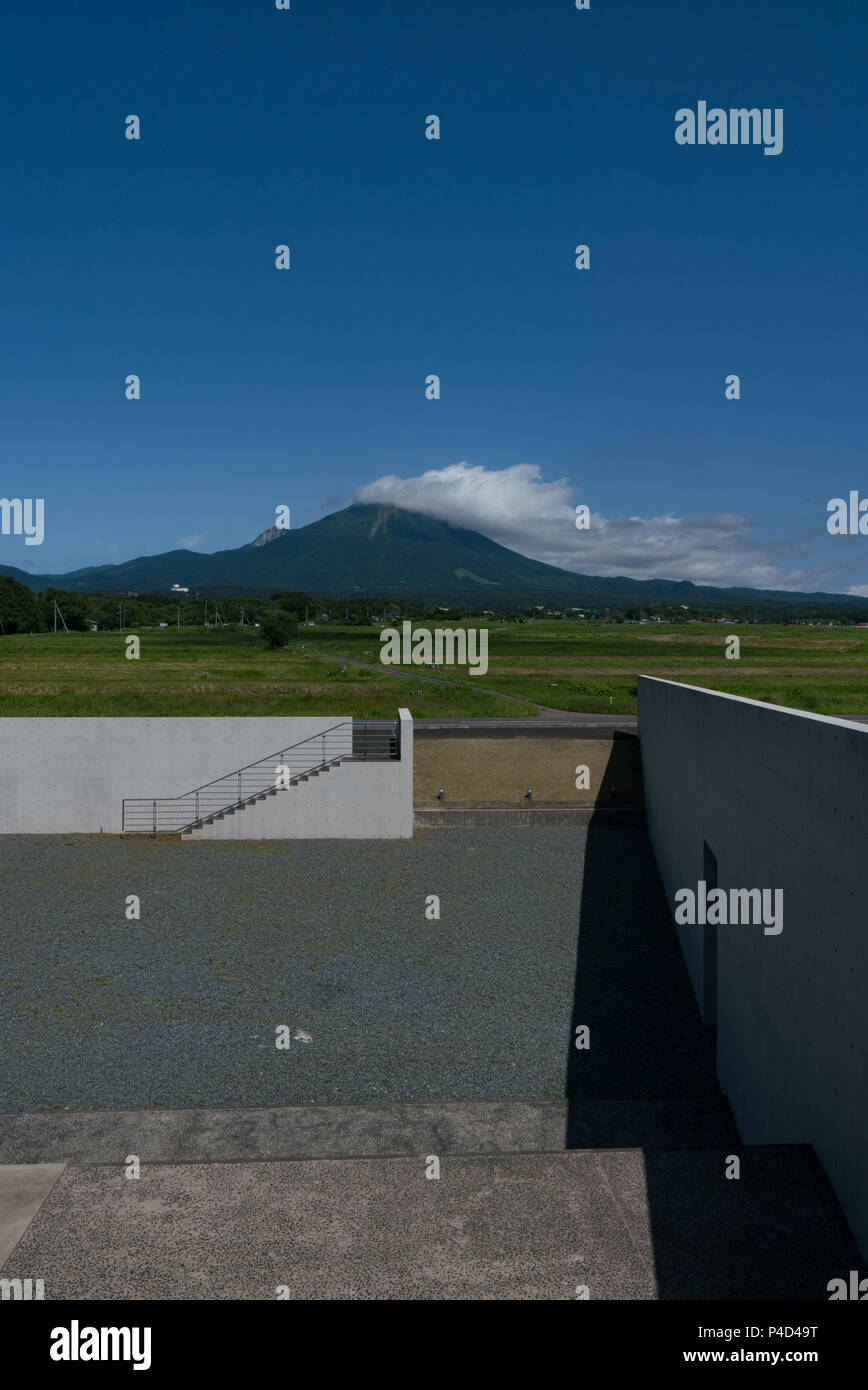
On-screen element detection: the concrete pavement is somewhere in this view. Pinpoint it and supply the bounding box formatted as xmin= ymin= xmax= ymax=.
xmin=1 ymin=1138 xmax=859 ymax=1300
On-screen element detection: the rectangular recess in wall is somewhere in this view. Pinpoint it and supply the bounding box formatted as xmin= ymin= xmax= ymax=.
xmin=702 ymin=840 xmax=718 ymax=1025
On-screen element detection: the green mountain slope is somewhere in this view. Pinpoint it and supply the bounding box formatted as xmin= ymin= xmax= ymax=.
xmin=1 ymin=503 xmax=866 ymax=610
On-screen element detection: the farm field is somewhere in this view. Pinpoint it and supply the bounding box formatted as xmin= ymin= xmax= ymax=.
xmin=0 ymin=628 xmax=532 ymax=718
xmin=0 ymin=621 xmax=866 ymax=717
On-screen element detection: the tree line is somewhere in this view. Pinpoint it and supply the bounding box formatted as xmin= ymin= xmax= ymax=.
xmin=1 ymin=573 xmax=867 ymax=634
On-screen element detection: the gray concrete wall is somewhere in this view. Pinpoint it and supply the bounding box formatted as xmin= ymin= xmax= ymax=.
xmin=0 ymin=712 xmax=413 ymax=838
xmin=188 ymin=758 xmax=410 ymax=839
xmin=638 ymin=675 xmax=868 ymax=1258
xmin=188 ymin=708 xmax=413 ymax=840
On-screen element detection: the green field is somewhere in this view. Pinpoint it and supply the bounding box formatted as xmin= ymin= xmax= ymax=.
xmin=0 ymin=621 xmax=866 ymax=717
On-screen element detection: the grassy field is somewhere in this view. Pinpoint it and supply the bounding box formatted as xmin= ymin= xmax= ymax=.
xmin=0 ymin=621 xmax=866 ymax=716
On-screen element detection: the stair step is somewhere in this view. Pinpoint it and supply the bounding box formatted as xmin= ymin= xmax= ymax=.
xmin=176 ymin=747 xmax=349 ymax=837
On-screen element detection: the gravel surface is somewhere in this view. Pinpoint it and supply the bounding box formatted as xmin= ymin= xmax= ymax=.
xmin=0 ymin=827 xmax=712 ymax=1112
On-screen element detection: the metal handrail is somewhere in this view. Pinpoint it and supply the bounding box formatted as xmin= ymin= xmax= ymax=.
xmin=122 ymin=718 xmax=400 ymax=833
xmin=173 ymin=720 xmax=353 ymax=799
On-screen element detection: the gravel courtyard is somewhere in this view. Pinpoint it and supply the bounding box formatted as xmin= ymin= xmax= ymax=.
xmin=0 ymin=827 xmax=708 ymax=1112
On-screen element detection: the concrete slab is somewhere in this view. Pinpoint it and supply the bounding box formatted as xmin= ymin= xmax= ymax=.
xmin=415 ymin=719 xmax=638 ymax=738
xmin=2 ymin=1152 xmax=657 ymax=1300
xmin=0 ymin=1095 xmax=737 ymax=1166
xmin=415 ymin=807 xmax=645 ymax=827
xmin=0 ymin=1163 xmax=66 ymax=1268
xmin=2 ymin=1146 xmax=858 ymax=1300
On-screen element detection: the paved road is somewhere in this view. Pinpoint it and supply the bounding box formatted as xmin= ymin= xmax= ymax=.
xmin=414 ymin=716 xmax=637 ymax=736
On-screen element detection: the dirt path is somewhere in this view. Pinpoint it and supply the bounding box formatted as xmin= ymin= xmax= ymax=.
xmin=318 ymin=650 xmax=539 ymax=709
xmin=317 ymin=650 xmax=620 ymax=720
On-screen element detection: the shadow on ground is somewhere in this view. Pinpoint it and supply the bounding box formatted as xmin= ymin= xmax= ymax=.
xmin=565 ymin=733 xmax=862 ymax=1297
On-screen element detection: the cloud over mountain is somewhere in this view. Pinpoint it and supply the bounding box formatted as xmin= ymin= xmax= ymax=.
xmin=355 ymin=462 xmax=830 ymax=592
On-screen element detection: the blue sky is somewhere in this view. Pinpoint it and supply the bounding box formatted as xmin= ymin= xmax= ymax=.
xmin=2 ymin=0 xmax=867 ymax=593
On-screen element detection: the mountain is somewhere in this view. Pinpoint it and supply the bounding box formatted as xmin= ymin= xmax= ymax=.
xmin=1 ymin=503 xmax=866 ymax=611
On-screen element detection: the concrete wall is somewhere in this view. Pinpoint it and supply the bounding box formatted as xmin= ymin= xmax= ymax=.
xmin=0 ymin=711 xmax=413 ymax=838
xmin=190 ymin=755 xmax=410 ymax=839
xmin=639 ymin=675 xmax=868 ymax=1257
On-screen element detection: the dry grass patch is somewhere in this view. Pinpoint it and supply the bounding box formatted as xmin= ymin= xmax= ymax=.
xmin=413 ymin=737 xmax=643 ymax=805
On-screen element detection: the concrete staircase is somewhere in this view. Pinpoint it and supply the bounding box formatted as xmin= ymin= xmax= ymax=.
xmin=180 ymin=757 xmax=343 ymax=839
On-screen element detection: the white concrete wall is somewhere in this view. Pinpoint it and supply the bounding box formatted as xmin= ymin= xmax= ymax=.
xmin=189 ymin=758 xmax=410 ymax=839
xmin=188 ymin=708 xmax=413 ymax=839
xmin=639 ymin=675 xmax=868 ymax=1258
xmin=0 ymin=711 xmax=413 ymax=838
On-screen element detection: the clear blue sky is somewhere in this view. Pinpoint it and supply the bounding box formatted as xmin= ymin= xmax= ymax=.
xmin=2 ymin=0 xmax=866 ymax=593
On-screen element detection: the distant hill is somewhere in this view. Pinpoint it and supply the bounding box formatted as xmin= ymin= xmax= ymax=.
xmin=1 ymin=502 xmax=866 ymax=612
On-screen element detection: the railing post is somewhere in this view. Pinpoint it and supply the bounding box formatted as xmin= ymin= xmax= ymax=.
xmin=196 ymin=791 xmax=199 ymax=820
xmin=238 ymin=771 xmax=241 ymax=802
xmin=152 ymin=800 xmax=157 ymax=834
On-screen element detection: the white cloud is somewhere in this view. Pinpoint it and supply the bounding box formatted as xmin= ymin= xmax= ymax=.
xmin=354 ymin=461 xmax=835 ymax=593
xmin=177 ymin=534 xmax=204 ymax=549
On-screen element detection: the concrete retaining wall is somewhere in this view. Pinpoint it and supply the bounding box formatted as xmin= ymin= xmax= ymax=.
xmin=0 ymin=712 xmax=413 ymax=838
xmin=638 ymin=675 xmax=868 ymax=1258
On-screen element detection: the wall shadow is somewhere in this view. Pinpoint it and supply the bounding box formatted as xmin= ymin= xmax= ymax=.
xmin=564 ymin=733 xmax=861 ymax=1298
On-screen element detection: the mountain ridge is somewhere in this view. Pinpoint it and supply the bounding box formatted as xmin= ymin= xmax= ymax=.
xmin=1 ymin=503 xmax=865 ymax=610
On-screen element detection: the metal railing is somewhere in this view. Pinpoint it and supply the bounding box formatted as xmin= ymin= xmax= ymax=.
xmin=353 ymin=718 xmax=400 ymax=760
xmin=122 ymin=718 xmax=400 ymax=834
